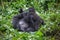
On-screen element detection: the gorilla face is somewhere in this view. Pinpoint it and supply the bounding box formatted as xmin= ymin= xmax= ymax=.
xmin=18 ymin=19 xmax=28 ymax=31
xmin=17 ymin=19 xmax=35 ymax=32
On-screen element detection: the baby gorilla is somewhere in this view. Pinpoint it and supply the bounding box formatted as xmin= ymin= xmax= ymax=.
xmin=12 ymin=7 xmax=44 ymax=32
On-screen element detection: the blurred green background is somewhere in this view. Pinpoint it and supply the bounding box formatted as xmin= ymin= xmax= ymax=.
xmin=0 ymin=0 xmax=60 ymax=40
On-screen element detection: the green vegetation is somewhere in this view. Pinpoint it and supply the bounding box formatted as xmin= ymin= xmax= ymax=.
xmin=0 ymin=0 xmax=60 ymax=40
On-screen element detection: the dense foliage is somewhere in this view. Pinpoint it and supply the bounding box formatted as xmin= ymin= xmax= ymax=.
xmin=0 ymin=0 xmax=60 ymax=40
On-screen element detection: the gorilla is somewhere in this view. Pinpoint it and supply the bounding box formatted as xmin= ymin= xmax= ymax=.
xmin=12 ymin=7 xmax=44 ymax=32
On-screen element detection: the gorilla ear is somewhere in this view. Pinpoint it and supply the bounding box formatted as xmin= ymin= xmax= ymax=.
xmin=19 ymin=8 xmax=23 ymax=13
xmin=29 ymin=7 xmax=35 ymax=13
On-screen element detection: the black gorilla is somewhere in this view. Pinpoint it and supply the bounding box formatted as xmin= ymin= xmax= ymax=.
xmin=12 ymin=7 xmax=44 ymax=32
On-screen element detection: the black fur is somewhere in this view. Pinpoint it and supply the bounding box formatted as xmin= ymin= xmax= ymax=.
xmin=12 ymin=7 xmax=44 ymax=32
